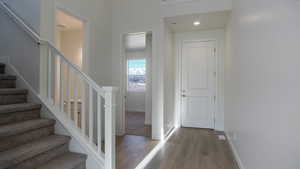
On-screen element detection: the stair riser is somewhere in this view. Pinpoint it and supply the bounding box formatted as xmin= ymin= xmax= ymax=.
xmin=0 ymin=80 xmax=16 ymax=88
xmin=0 ymin=126 xmax=54 ymax=152
xmin=0 ymin=94 xmax=27 ymax=105
xmin=0 ymin=109 xmax=40 ymax=125
xmin=7 ymin=144 xmax=69 ymax=169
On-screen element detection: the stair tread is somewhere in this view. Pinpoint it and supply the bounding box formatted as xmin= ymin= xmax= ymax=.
xmin=0 ymin=119 xmax=55 ymax=137
xmin=0 ymin=135 xmax=71 ymax=169
xmin=0 ymin=88 xmax=27 ymax=95
xmin=0 ymin=103 xmax=41 ymax=114
xmin=36 ymin=152 xmax=87 ymax=169
xmin=0 ymin=74 xmax=16 ymax=80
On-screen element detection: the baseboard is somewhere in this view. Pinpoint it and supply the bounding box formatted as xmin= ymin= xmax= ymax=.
xmin=225 ymin=132 xmax=245 ymax=169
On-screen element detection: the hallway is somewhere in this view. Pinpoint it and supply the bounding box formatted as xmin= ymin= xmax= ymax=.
xmin=144 ymin=128 xmax=238 ymax=169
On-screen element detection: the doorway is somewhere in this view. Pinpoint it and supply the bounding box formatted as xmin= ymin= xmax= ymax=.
xmin=122 ymin=32 xmax=152 ymax=137
xmin=116 ymin=32 xmax=156 ymax=169
xmin=55 ymin=9 xmax=85 ymax=68
xmin=180 ymin=40 xmax=216 ymax=129
xmin=54 ymin=9 xmax=87 ymax=124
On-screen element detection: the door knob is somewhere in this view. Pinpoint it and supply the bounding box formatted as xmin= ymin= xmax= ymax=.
xmin=182 ymin=94 xmax=187 ymax=97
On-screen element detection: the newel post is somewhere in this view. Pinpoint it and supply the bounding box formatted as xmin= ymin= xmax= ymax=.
xmin=103 ymin=87 xmax=118 ymax=169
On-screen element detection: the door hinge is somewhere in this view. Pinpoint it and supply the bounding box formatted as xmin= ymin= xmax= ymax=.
xmin=214 ymin=48 xmax=216 ymax=53
xmin=214 ymin=96 xmax=216 ymax=103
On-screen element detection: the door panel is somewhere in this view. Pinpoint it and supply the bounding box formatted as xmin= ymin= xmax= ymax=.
xmin=188 ymin=47 xmax=208 ymax=89
xmin=181 ymin=41 xmax=216 ymax=129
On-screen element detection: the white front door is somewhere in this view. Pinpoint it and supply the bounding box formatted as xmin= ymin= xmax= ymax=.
xmin=181 ymin=41 xmax=216 ymax=129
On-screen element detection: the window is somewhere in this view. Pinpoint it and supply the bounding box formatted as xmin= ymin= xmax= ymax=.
xmin=127 ymin=59 xmax=146 ymax=91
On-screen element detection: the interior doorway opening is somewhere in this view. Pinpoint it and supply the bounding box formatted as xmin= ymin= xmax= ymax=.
xmin=116 ymin=32 xmax=157 ymax=169
xmin=123 ymin=32 xmax=152 ymax=138
xmin=55 ymin=9 xmax=84 ymax=68
xmin=54 ymin=9 xmax=87 ymax=126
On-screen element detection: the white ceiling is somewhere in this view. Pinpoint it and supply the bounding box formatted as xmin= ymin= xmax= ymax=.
xmin=165 ymin=11 xmax=231 ymax=32
xmin=161 ymin=0 xmax=194 ymax=3
xmin=56 ymin=10 xmax=83 ymax=31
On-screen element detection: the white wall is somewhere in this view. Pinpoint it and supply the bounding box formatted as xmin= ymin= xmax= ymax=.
xmin=145 ymin=33 xmax=153 ymax=125
xmin=59 ymin=30 xmax=83 ymax=68
xmin=175 ymin=29 xmax=225 ymax=131
xmin=163 ymin=24 xmax=176 ymax=134
xmin=126 ymin=92 xmax=146 ymax=112
xmin=161 ymin=0 xmax=232 ymax=18
xmin=2 ymin=0 xmax=41 ymax=33
xmin=225 ymin=0 xmax=300 ymax=169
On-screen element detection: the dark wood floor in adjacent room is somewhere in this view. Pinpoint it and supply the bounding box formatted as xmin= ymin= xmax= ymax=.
xmin=126 ymin=111 xmax=151 ymax=137
xmin=143 ymin=128 xmax=239 ymax=169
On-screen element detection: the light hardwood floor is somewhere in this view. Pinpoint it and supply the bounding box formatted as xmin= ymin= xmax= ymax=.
xmin=117 ymin=135 xmax=159 ymax=169
xmin=143 ymin=128 xmax=239 ymax=169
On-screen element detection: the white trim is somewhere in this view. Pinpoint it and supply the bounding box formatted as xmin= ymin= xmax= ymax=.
xmin=225 ymin=132 xmax=245 ymax=169
xmin=134 ymin=127 xmax=177 ymax=169
xmin=176 ymin=39 xmax=217 ymax=129
xmin=4 ymin=58 xmax=105 ymax=168
xmin=174 ymin=30 xmax=225 ymax=131
xmin=180 ymin=40 xmax=217 ymax=129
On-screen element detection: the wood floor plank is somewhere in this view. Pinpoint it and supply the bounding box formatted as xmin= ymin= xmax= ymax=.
xmin=143 ymin=128 xmax=239 ymax=169
xmin=116 ymin=135 xmax=158 ymax=169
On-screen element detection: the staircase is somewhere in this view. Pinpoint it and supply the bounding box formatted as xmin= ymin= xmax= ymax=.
xmin=0 ymin=63 xmax=87 ymax=169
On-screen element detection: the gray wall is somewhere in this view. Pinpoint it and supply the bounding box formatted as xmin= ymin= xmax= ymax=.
xmin=0 ymin=9 xmax=40 ymax=91
xmin=2 ymin=0 xmax=41 ymax=34
xmin=225 ymin=0 xmax=300 ymax=169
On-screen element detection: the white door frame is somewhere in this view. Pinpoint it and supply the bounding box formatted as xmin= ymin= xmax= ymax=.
xmin=175 ymin=31 xmax=225 ymax=130
xmin=120 ymin=31 xmax=153 ymax=137
xmin=180 ymin=40 xmax=216 ymax=129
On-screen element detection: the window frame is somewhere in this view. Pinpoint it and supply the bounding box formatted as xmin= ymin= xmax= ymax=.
xmin=127 ymin=59 xmax=147 ymax=92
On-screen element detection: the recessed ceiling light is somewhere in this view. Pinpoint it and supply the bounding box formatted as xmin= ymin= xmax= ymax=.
xmin=193 ymin=21 xmax=200 ymax=26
